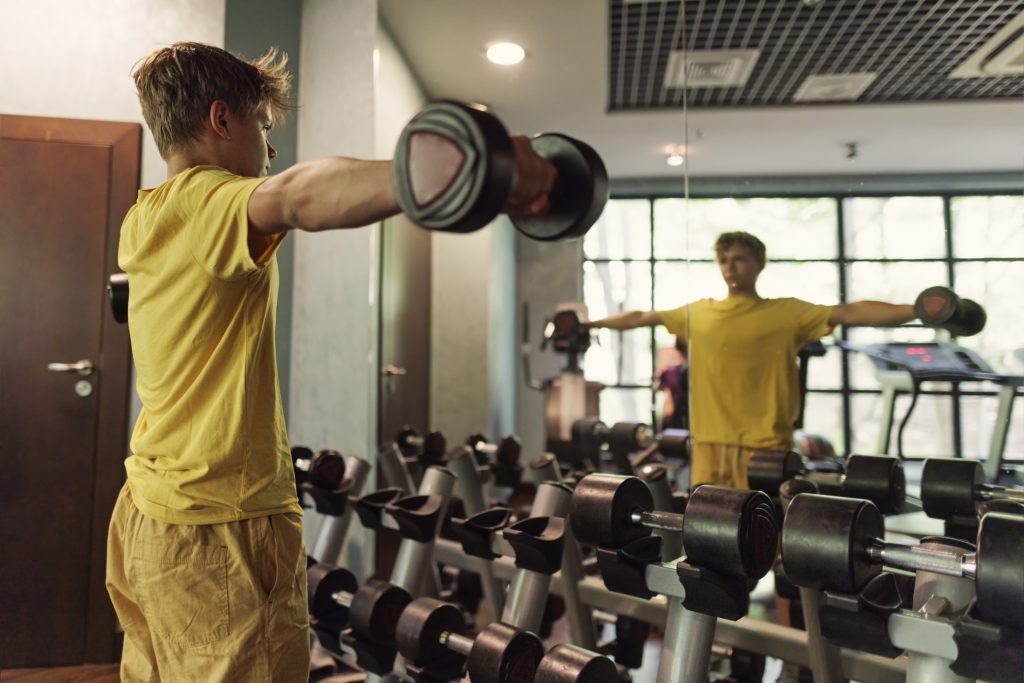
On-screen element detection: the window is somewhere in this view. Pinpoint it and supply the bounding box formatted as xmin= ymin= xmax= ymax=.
xmin=582 ymin=193 xmax=1024 ymax=460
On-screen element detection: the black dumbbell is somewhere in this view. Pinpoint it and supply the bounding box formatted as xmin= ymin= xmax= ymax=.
xmin=781 ymin=494 xmax=1024 ymax=630
xmin=396 ymin=597 xmax=544 ymax=682
xmin=395 ymin=426 xmax=448 ymax=465
xmin=291 ymin=446 xmax=346 ymax=491
xmin=466 ymin=433 xmax=523 ymax=486
xmin=396 ymin=597 xmax=617 ymax=683
xmin=747 ymin=452 xmax=905 ymax=514
xmin=108 ymin=272 xmax=129 ymax=323
xmin=571 ymin=419 xmax=653 ymax=474
xmin=393 ymin=100 xmax=609 ymax=241
xmin=914 ymin=285 xmax=987 ymax=336
xmin=921 ymin=457 xmax=1024 ymax=519
xmin=307 ymin=562 xmax=413 ymax=646
xmin=534 ymin=644 xmax=619 ymax=682
xmin=570 ymin=473 xmax=780 ymax=580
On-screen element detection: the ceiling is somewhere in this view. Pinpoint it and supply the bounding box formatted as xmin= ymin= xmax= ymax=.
xmin=610 ymin=0 xmax=1024 ymax=110
xmin=380 ymin=0 xmax=1024 ymax=180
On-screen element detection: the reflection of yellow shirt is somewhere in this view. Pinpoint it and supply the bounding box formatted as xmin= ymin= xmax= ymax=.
xmin=659 ymin=297 xmax=833 ymax=450
xmin=118 ymin=167 xmax=301 ymax=524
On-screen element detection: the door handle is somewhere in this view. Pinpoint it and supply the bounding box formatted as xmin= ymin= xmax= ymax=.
xmin=47 ymin=359 xmax=94 ymax=376
xmin=382 ymin=364 xmax=407 ymax=377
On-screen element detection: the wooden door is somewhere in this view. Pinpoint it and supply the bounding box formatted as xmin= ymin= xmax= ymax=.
xmin=0 ymin=115 xmax=139 ymax=667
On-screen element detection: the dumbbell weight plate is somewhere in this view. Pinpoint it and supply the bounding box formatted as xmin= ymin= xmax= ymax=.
xmin=842 ymin=455 xmax=905 ymax=515
xmin=975 ymin=512 xmax=1024 ymax=630
xmin=682 ymin=485 xmax=779 ymax=579
xmin=512 ymin=133 xmax=609 ymax=241
xmin=349 ymin=579 xmax=413 ymax=644
xmin=395 ymin=597 xmax=465 ymax=665
xmin=395 ymin=426 xmax=421 ymax=457
xmin=921 ymin=458 xmax=984 ymax=519
xmin=393 ymin=100 xmax=515 ymax=233
xmin=534 ymin=644 xmax=618 ymax=683
xmin=914 ymin=286 xmax=958 ymax=325
xmin=570 ymin=473 xmax=653 ymax=549
xmin=951 ymin=298 xmax=986 ymax=336
xmin=291 ymin=445 xmax=314 ymax=487
xmin=467 ymin=622 xmax=544 ymax=683
xmin=308 ymin=449 xmax=346 ymax=490
xmin=608 ymin=421 xmax=652 ymax=452
xmin=781 ymin=494 xmax=883 ymax=594
xmin=307 ymin=563 xmax=358 ymax=621
xmin=747 ymin=451 xmax=803 ymax=496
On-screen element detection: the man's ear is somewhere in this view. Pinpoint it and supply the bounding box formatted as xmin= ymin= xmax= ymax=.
xmin=208 ymin=100 xmax=231 ymax=140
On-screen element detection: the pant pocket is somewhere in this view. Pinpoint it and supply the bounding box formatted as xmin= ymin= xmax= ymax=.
xmin=131 ymin=540 xmax=230 ymax=648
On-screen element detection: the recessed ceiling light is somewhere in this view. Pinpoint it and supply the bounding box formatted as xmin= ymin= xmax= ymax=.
xmin=666 ymin=153 xmax=685 ymax=167
xmin=486 ymin=42 xmax=525 ymax=66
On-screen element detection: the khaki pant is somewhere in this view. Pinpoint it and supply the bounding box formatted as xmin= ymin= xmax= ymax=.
xmin=689 ymin=442 xmax=758 ymax=489
xmin=105 ymin=483 xmax=309 ymax=682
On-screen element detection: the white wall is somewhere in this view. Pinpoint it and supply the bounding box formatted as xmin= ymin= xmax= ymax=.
xmin=374 ymin=26 xmax=426 ymax=159
xmin=288 ymin=0 xmax=379 ymax=575
xmin=0 ymin=0 xmax=225 ymax=190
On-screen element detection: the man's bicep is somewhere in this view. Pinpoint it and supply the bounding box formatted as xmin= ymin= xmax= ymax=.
xmin=248 ymin=177 xmax=292 ymax=236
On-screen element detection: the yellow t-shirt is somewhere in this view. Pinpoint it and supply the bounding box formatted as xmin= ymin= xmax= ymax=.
xmin=118 ymin=166 xmax=301 ymax=524
xmin=660 ymin=297 xmax=833 ymax=451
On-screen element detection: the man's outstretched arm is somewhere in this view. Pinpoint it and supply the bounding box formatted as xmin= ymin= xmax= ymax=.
xmin=248 ymin=158 xmax=401 ymax=235
xmin=586 ymin=310 xmax=664 ymax=331
xmin=829 ymin=301 xmax=916 ymax=327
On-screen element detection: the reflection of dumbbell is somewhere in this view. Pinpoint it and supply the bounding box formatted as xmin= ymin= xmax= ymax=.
xmin=396 ymin=597 xmax=616 ymax=682
xmin=572 ymin=419 xmax=653 ymax=474
xmin=747 ymin=452 xmax=905 ymax=514
xmin=306 ymin=562 xmax=413 ymax=650
xmin=466 ymin=433 xmax=523 ymax=486
xmin=782 ymin=494 xmax=1024 ymax=629
xmin=396 ymin=426 xmax=448 ymax=466
xmin=571 ymin=474 xmax=780 ymax=580
xmin=914 ymin=285 xmax=986 ymax=337
xmin=921 ymin=457 xmax=1024 ymax=519
xmin=291 ymin=446 xmax=346 ymax=492
xmin=393 ymin=100 xmax=609 ymax=242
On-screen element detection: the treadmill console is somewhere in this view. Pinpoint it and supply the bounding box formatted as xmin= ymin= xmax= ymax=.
xmin=864 ymin=342 xmax=994 ymax=379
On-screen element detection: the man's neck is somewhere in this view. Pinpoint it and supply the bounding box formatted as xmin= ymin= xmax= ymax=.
xmin=727 ymin=288 xmax=760 ymax=300
xmin=165 ymin=145 xmax=224 ymax=179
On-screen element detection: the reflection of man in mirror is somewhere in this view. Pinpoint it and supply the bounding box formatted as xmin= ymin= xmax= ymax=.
xmin=656 ymin=337 xmax=689 ymax=430
xmin=586 ymin=231 xmax=917 ymax=489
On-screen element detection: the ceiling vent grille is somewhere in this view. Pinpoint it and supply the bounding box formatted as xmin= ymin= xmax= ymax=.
xmin=663 ymin=49 xmax=761 ymax=89
xmin=950 ymin=11 xmax=1024 ymax=78
xmin=793 ymin=73 xmax=879 ymax=102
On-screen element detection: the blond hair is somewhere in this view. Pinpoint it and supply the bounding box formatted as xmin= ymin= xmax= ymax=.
xmin=132 ymin=42 xmax=294 ymax=158
xmin=714 ymin=231 xmax=767 ymax=263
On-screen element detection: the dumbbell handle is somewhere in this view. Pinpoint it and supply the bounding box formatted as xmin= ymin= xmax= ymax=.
xmin=330 ymin=590 xmax=355 ymax=609
xmin=867 ymin=540 xmax=977 ymax=580
xmin=438 ymin=630 xmax=473 ymax=657
xmin=978 ymin=484 xmax=1024 ymax=502
xmin=469 ymin=438 xmax=498 ymax=455
xmin=630 ymin=509 xmax=683 ymax=532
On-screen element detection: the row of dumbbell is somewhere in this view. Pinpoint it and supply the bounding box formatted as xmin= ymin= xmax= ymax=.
xmin=307 ymin=559 xmax=616 ymax=683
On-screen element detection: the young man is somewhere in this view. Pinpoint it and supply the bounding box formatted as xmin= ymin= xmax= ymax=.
xmin=105 ymin=43 xmax=555 ymax=682
xmin=586 ymin=231 xmax=916 ymax=490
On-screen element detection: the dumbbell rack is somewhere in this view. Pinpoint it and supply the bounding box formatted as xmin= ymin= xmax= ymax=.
xmin=432 ymin=537 xmax=909 ymax=681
